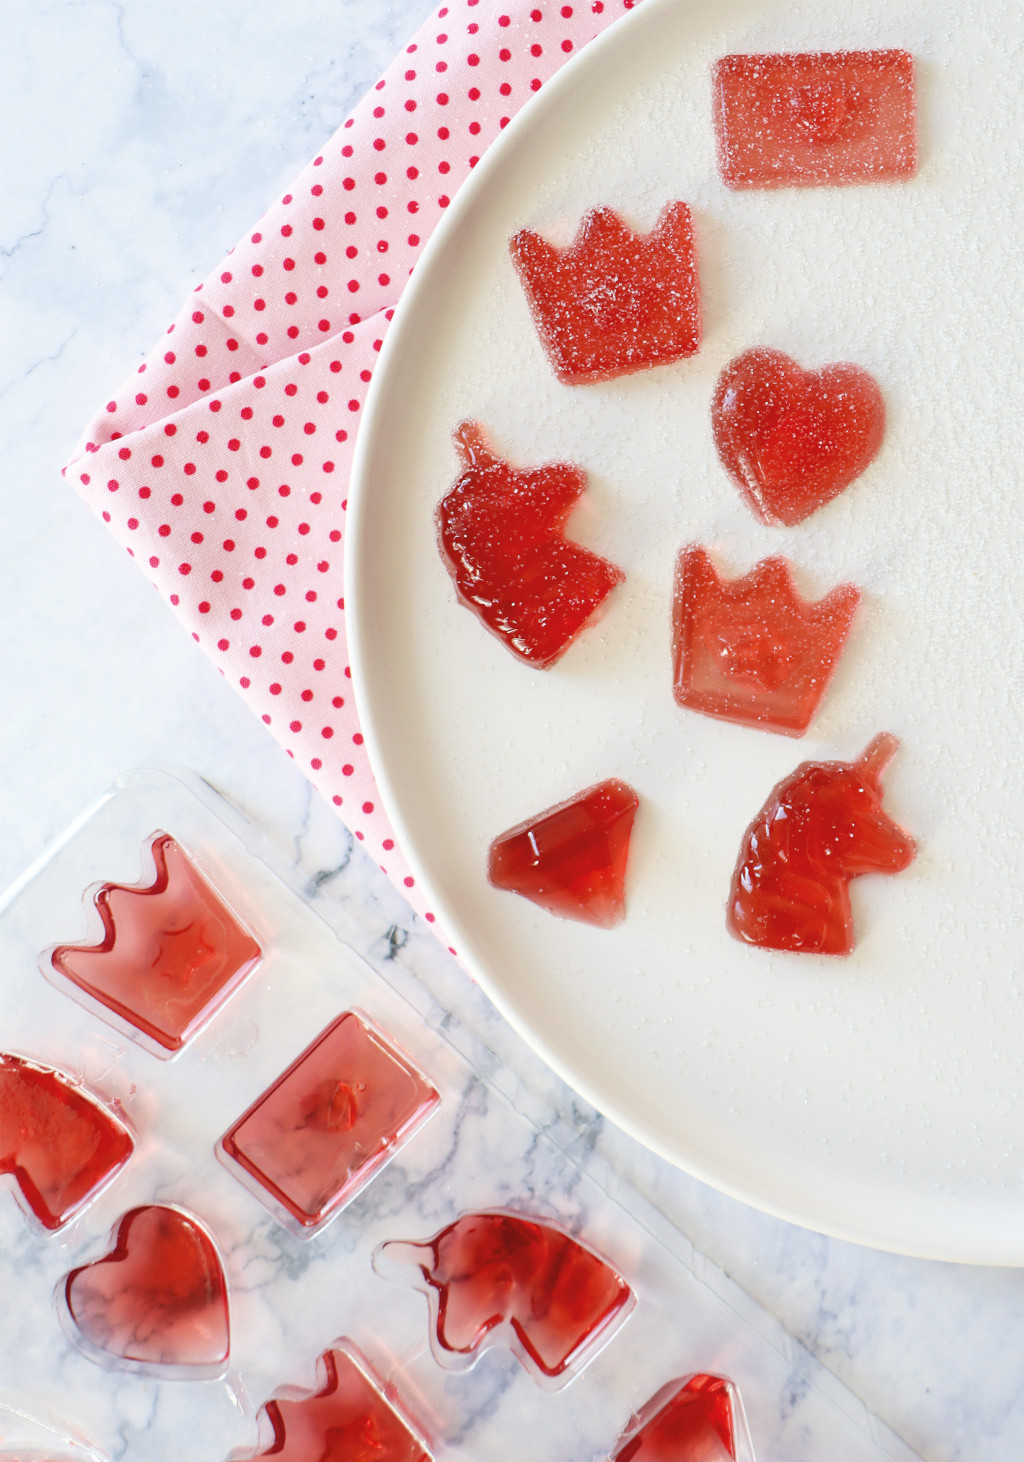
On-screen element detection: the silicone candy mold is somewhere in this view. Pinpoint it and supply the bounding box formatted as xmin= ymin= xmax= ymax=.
xmin=49 ymin=832 xmax=261 ymax=1055
xmin=60 ymin=1204 xmax=230 ymax=1377
xmin=672 ymin=547 xmax=860 ymax=736
xmin=609 ymin=1374 xmax=752 ymax=1462
xmin=0 ymin=1052 xmax=133 ymax=1231
xmin=235 ymin=1342 xmax=432 ymax=1462
xmin=436 ymin=421 xmax=624 ymax=668
xmin=510 ymin=203 xmax=701 ymax=384
xmin=487 ymin=779 xmax=639 ymax=928
xmin=711 ymin=348 xmax=886 ymax=527
xmin=713 ymin=50 xmax=917 ymax=189
xmin=728 ymin=734 xmax=916 ymax=955
xmin=375 ymin=1210 xmax=635 ymax=1389
xmin=219 ymin=1011 xmax=439 ymax=1234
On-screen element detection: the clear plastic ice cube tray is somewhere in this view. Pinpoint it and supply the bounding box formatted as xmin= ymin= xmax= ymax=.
xmin=0 ymin=769 xmax=922 ymax=1462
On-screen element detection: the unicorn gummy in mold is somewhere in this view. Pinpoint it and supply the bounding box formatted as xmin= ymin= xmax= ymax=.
xmin=672 ymin=547 xmax=860 ymax=736
xmin=219 ymin=1011 xmax=439 ymax=1233
xmin=436 ymin=421 xmax=624 ymax=668
xmin=237 ymin=1342 xmax=432 ymax=1462
xmin=375 ymin=1210 xmax=635 ymax=1388
xmin=509 ymin=202 xmax=701 ymax=384
xmin=61 ymin=1204 xmax=230 ymax=1376
xmin=609 ymin=1374 xmax=751 ymax=1462
xmin=713 ymin=50 xmax=917 ymax=189
xmin=488 ymin=779 xmax=639 ymax=928
xmin=711 ymin=347 xmax=886 ymax=527
xmin=49 ymin=832 xmax=261 ymax=1055
xmin=0 ymin=1053 xmax=133 ymax=1232
xmin=728 ymin=734 xmax=916 ymax=955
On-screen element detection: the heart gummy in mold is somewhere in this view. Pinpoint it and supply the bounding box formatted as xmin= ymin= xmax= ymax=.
xmin=219 ymin=1011 xmax=439 ymax=1233
xmin=436 ymin=421 xmax=624 ymax=669
xmin=711 ymin=347 xmax=885 ymax=527
xmin=509 ymin=202 xmax=701 ymax=385
xmin=375 ymin=1210 xmax=635 ymax=1388
xmin=728 ymin=734 xmax=916 ymax=955
xmin=61 ymin=1204 xmax=230 ymax=1377
xmin=0 ymin=1052 xmax=133 ymax=1232
xmin=609 ymin=1373 xmax=752 ymax=1462
xmin=49 ymin=832 xmax=261 ymax=1055
xmin=488 ymin=778 xmax=639 ymax=928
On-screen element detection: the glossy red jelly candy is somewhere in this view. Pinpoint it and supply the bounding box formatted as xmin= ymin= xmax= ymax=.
xmin=510 ymin=202 xmax=701 ymax=384
xmin=240 ymin=1343 xmax=431 ymax=1462
xmin=437 ymin=421 xmax=624 ymax=667
xmin=610 ymin=1374 xmax=742 ymax=1462
xmin=713 ymin=50 xmax=917 ymax=189
xmin=62 ymin=1204 xmax=230 ymax=1375
xmin=672 ymin=546 xmax=860 ymax=736
xmin=376 ymin=1210 xmax=635 ymax=1387
xmin=712 ymin=347 xmax=885 ymax=527
xmin=50 ymin=832 xmax=261 ymax=1055
xmin=729 ymin=733 xmax=916 ymax=955
xmin=220 ymin=1011 xmax=439 ymax=1233
xmin=0 ymin=1052 xmax=133 ymax=1231
xmin=488 ymin=778 xmax=639 ymax=928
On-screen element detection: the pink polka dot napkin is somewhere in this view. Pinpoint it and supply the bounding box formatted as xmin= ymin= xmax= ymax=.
xmin=65 ymin=0 xmax=639 ymax=932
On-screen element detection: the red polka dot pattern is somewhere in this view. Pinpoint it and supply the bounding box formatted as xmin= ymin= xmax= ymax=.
xmin=65 ymin=0 xmax=639 ymax=930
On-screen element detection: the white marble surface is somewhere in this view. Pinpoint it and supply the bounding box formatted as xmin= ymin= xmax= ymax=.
xmin=0 ymin=3 xmax=1020 ymax=1459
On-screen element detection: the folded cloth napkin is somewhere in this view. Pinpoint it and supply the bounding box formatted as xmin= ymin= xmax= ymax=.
xmin=65 ymin=0 xmax=639 ymax=934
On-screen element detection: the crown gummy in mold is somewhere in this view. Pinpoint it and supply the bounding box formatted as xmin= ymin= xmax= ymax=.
xmin=59 ymin=1204 xmax=230 ymax=1378
xmin=436 ymin=421 xmax=624 ymax=669
xmin=509 ymin=203 xmax=701 ymax=384
xmin=711 ymin=347 xmax=886 ymax=528
xmin=487 ymin=779 xmax=639 ymax=929
xmin=218 ymin=1010 xmax=439 ymax=1235
xmin=374 ymin=1210 xmax=635 ymax=1389
xmin=672 ymin=547 xmax=860 ymax=737
xmin=728 ymin=734 xmax=916 ymax=955
xmin=47 ymin=831 xmax=262 ymax=1056
xmin=609 ymin=1374 xmax=754 ymax=1462
xmin=713 ymin=50 xmax=918 ymax=189
xmin=0 ymin=1052 xmax=134 ymax=1232
xmin=233 ymin=1341 xmax=432 ymax=1462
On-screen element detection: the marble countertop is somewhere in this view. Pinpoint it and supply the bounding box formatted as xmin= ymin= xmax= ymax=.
xmin=0 ymin=4 xmax=1018 ymax=1459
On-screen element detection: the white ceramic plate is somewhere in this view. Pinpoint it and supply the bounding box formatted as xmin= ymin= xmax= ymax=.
xmin=347 ymin=0 xmax=1024 ymax=1262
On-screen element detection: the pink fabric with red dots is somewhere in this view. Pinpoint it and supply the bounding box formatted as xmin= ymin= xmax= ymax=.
xmin=65 ymin=0 xmax=639 ymax=935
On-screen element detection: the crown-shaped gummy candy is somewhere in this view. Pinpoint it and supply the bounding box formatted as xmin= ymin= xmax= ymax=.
xmin=510 ymin=202 xmax=701 ymax=385
xmin=672 ymin=547 xmax=860 ymax=736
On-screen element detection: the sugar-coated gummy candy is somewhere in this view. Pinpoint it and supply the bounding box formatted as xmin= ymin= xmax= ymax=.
xmin=488 ymin=778 xmax=639 ymax=928
xmin=510 ymin=202 xmax=701 ymax=384
xmin=436 ymin=421 xmax=624 ymax=668
xmin=713 ymin=50 xmax=917 ymax=189
xmin=728 ymin=734 xmax=916 ymax=955
xmin=50 ymin=832 xmax=261 ymax=1054
xmin=672 ymin=547 xmax=860 ymax=737
xmin=712 ymin=347 xmax=885 ymax=527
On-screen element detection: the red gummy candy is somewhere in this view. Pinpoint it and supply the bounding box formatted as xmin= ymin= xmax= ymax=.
xmin=510 ymin=203 xmax=701 ymax=384
xmin=437 ymin=422 xmax=624 ymax=668
xmin=221 ymin=1012 xmax=439 ymax=1231
xmin=672 ymin=546 xmax=860 ymax=736
xmin=0 ymin=1052 xmax=133 ymax=1231
xmin=610 ymin=1374 xmax=739 ymax=1462
xmin=377 ymin=1211 xmax=634 ymax=1385
xmin=241 ymin=1343 xmax=431 ymax=1462
xmin=712 ymin=347 xmax=885 ymax=527
xmin=713 ymin=50 xmax=917 ymax=189
xmin=488 ymin=778 xmax=639 ymax=928
xmin=50 ymin=832 xmax=261 ymax=1054
xmin=62 ymin=1204 xmax=230 ymax=1374
xmin=728 ymin=734 xmax=916 ymax=955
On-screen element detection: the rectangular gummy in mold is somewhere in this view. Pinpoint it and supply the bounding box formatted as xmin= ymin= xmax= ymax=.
xmin=47 ymin=832 xmax=262 ymax=1056
xmin=219 ymin=1011 xmax=439 ymax=1233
